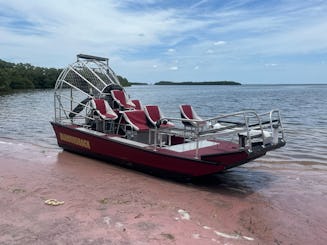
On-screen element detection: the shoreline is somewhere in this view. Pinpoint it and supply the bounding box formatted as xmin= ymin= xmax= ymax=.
xmin=1 ymin=139 xmax=326 ymax=244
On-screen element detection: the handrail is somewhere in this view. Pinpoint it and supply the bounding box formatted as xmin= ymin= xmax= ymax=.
xmin=58 ymin=107 xmax=95 ymax=121
xmin=155 ymin=109 xmax=285 ymax=156
xmin=161 ymin=110 xmax=263 ymax=132
xmin=54 ymin=92 xmax=95 ymax=123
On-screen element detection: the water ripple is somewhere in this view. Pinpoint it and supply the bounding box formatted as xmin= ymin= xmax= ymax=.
xmin=1 ymin=85 xmax=327 ymax=167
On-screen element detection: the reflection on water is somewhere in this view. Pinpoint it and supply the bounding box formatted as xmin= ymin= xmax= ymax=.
xmin=1 ymin=84 xmax=327 ymax=166
xmin=190 ymin=168 xmax=278 ymax=196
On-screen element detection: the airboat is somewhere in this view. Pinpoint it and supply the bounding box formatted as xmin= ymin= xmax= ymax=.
xmin=51 ymin=54 xmax=286 ymax=177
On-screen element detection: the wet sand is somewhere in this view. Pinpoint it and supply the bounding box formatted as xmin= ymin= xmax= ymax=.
xmin=0 ymin=139 xmax=326 ymax=245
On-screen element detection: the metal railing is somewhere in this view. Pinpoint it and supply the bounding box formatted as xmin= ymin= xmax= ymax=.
xmin=54 ymin=91 xmax=94 ymax=124
xmin=152 ymin=110 xmax=285 ymax=158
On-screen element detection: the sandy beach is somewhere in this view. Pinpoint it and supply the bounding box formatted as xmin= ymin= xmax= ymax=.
xmin=0 ymin=139 xmax=326 ymax=245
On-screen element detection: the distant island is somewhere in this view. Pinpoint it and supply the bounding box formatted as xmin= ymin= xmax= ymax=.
xmin=130 ymin=82 xmax=148 ymax=85
xmin=155 ymin=81 xmax=241 ymax=85
xmin=0 ymin=58 xmax=240 ymax=92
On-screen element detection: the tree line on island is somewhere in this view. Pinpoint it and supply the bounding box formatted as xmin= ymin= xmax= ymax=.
xmin=0 ymin=59 xmax=131 ymax=92
xmin=0 ymin=59 xmax=61 ymax=91
xmin=0 ymin=59 xmax=240 ymax=92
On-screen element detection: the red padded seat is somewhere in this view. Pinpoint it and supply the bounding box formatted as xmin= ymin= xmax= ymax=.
xmin=144 ymin=105 xmax=174 ymax=128
xmin=180 ymin=104 xmax=206 ymax=127
xmin=111 ymin=90 xmax=136 ymax=110
xmin=91 ymin=99 xmax=118 ymax=120
xmin=121 ymin=110 xmax=149 ymax=131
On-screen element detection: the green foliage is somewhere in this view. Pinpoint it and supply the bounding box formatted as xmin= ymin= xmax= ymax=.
xmin=130 ymin=82 xmax=148 ymax=85
xmin=0 ymin=58 xmax=132 ymax=91
xmin=117 ymin=75 xmax=131 ymax=87
xmin=10 ymin=77 xmax=35 ymax=89
xmin=0 ymin=59 xmax=62 ymax=91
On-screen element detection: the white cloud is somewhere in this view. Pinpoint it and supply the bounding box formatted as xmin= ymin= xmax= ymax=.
xmin=214 ymin=41 xmax=226 ymax=46
xmin=1 ymin=0 xmax=327 ymax=83
xmin=0 ymin=1 xmax=185 ymax=63
xmin=265 ymin=63 xmax=278 ymax=67
xmin=169 ymin=66 xmax=179 ymax=70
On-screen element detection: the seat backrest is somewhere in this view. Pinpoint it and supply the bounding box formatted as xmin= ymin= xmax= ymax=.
xmin=91 ymin=99 xmax=118 ymax=120
xmin=132 ymin=99 xmax=142 ymax=110
xmin=111 ymin=90 xmax=135 ymax=110
xmin=144 ymin=105 xmax=161 ymax=126
xmin=180 ymin=104 xmax=194 ymax=120
xmin=144 ymin=105 xmax=175 ymax=128
xmin=180 ymin=104 xmax=203 ymax=127
xmin=122 ymin=110 xmax=149 ymax=131
xmin=93 ymin=99 xmax=107 ymax=115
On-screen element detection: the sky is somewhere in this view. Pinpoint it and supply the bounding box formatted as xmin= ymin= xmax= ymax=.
xmin=1 ymin=0 xmax=327 ymax=84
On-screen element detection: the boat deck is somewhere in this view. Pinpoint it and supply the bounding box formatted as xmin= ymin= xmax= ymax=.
xmin=165 ymin=140 xmax=218 ymax=152
xmin=158 ymin=139 xmax=240 ymax=159
xmin=73 ymin=125 xmax=240 ymax=159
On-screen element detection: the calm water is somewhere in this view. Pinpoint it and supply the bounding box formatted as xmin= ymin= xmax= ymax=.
xmin=1 ymin=84 xmax=327 ymax=167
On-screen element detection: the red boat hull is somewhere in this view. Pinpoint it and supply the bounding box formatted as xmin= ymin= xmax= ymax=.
xmin=51 ymin=122 xmax=263 ymax=177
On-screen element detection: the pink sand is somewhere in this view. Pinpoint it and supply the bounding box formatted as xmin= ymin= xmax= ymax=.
xmin=0 ymin=139 xmax=326 ymax=244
